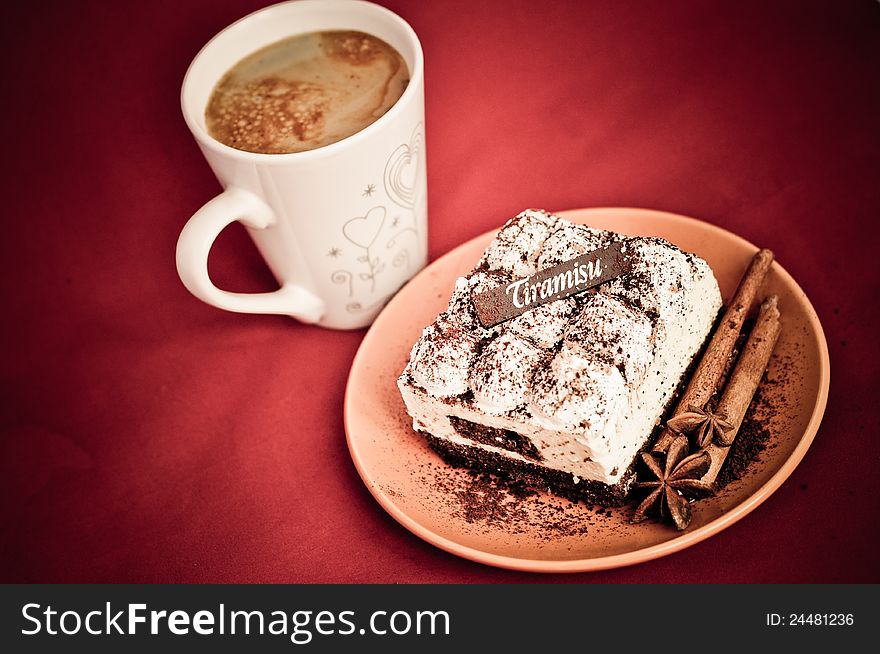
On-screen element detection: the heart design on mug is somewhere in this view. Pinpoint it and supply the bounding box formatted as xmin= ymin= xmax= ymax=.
xmin=342 ymin=206 xmax=386 ymax=250
xmin=383 ymin=123 xmax=423 ymax=210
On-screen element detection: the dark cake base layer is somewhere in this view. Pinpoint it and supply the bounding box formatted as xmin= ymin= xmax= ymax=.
xmin=423 ymin=432 xmax=636 ymax=506
xmin=447 ymin=415 xmax=544 ymax=461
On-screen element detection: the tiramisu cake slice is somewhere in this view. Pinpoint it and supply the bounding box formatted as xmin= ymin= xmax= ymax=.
xmin=397 ymin=210 xmax=722 ymax=505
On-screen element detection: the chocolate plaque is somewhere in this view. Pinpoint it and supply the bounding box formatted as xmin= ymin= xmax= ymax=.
xmin=472 ymin=241 xmax=632 ymax=327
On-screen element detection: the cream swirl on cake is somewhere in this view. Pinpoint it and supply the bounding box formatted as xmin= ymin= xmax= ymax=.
xmin=506 ymin=298 xmax=576 ymax=349
xmin=529 ymin=342 xmax=628 ymax=432
xmin=565 ymin=293 xmax=654 ymax=384
xmin=536 ymin=221 xmax=620 ymax=269
xmin=469 ymin=332 xmax=544 ymax=414
xmin=478 ymin=209 xmax=557 ymax=277
xmin=407 ymin=316 xmax=480 ymax=398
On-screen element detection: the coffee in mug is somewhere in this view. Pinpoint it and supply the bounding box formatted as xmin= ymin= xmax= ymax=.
xmin=177 ymin=0 xmax=427 ymax=330
xmin=206 ymin=30 xmax=409 ymax=154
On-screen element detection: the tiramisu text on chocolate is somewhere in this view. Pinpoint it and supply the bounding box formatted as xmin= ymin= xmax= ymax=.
xmin=472 ymin=241 xmax=632 ymax=328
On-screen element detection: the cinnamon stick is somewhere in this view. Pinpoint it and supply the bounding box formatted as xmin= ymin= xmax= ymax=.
xmin=654 ymin=248 xmax=774 ymax=452
xmin=702 ymin=295 xmax=781 ymax=486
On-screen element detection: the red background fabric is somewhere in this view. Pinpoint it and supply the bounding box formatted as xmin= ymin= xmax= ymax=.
xmin=2 ymin=0 xmax=878 ymax=583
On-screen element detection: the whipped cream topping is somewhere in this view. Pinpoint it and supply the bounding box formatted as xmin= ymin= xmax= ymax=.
xmin=565 ymin=292 xmax=653 ymax=384
xmin=469 ymin=332 xmax=543 ymax=414
xmin=478 ymin=209 xmax=557 ymax=277
xmin=409 ymin=219 xmax=711 ymax=409
xmin=529 ymin=341 xmax=627 ymax=431
xmin=600 ymin=237 xmax=693 ymax=319
xmin=407 ymin=316 xmax=480 ymax=397
xmin=506 ymin=297 xmax=576 ymax=349
xmin=536 ymin=221 xmax=618 ymax=269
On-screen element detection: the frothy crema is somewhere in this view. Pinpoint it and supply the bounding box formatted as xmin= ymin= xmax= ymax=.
xmin=206 ymin=30 xmax=409 ymax=154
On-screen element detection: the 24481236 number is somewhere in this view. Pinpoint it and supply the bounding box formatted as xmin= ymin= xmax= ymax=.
xmin=790 ymin=614 xmax=853 ymax=626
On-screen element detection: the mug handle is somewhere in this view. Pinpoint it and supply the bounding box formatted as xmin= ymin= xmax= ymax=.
xmin=176 ymin=187 xmax=325 ymax=322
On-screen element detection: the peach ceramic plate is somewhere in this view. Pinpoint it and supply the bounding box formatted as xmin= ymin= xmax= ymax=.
xmin=344 ymin=207 xmax=830 ymax=572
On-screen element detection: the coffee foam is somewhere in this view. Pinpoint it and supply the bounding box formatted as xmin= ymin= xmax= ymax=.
xmin=206 ymin=31 xmax=409 ymax=154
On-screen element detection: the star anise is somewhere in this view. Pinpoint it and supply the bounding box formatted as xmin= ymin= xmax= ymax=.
xmin=632 ymin=435 xmax=714 ymax=530
xmin=667 ymin=405 xmax=735 ymax=449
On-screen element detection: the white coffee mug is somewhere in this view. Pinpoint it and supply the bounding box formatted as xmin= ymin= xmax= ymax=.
xmin=178 ymin=0 xmax=427 ymax=329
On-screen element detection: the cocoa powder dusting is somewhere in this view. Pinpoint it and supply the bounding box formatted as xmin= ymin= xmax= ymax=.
xmin=715 ymin=354 xmax=788 ymax=488
xmin=429 ymin=469 xmax=598 ymax=538
xmin=716 ymin=400 xmax=771 ymax=487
